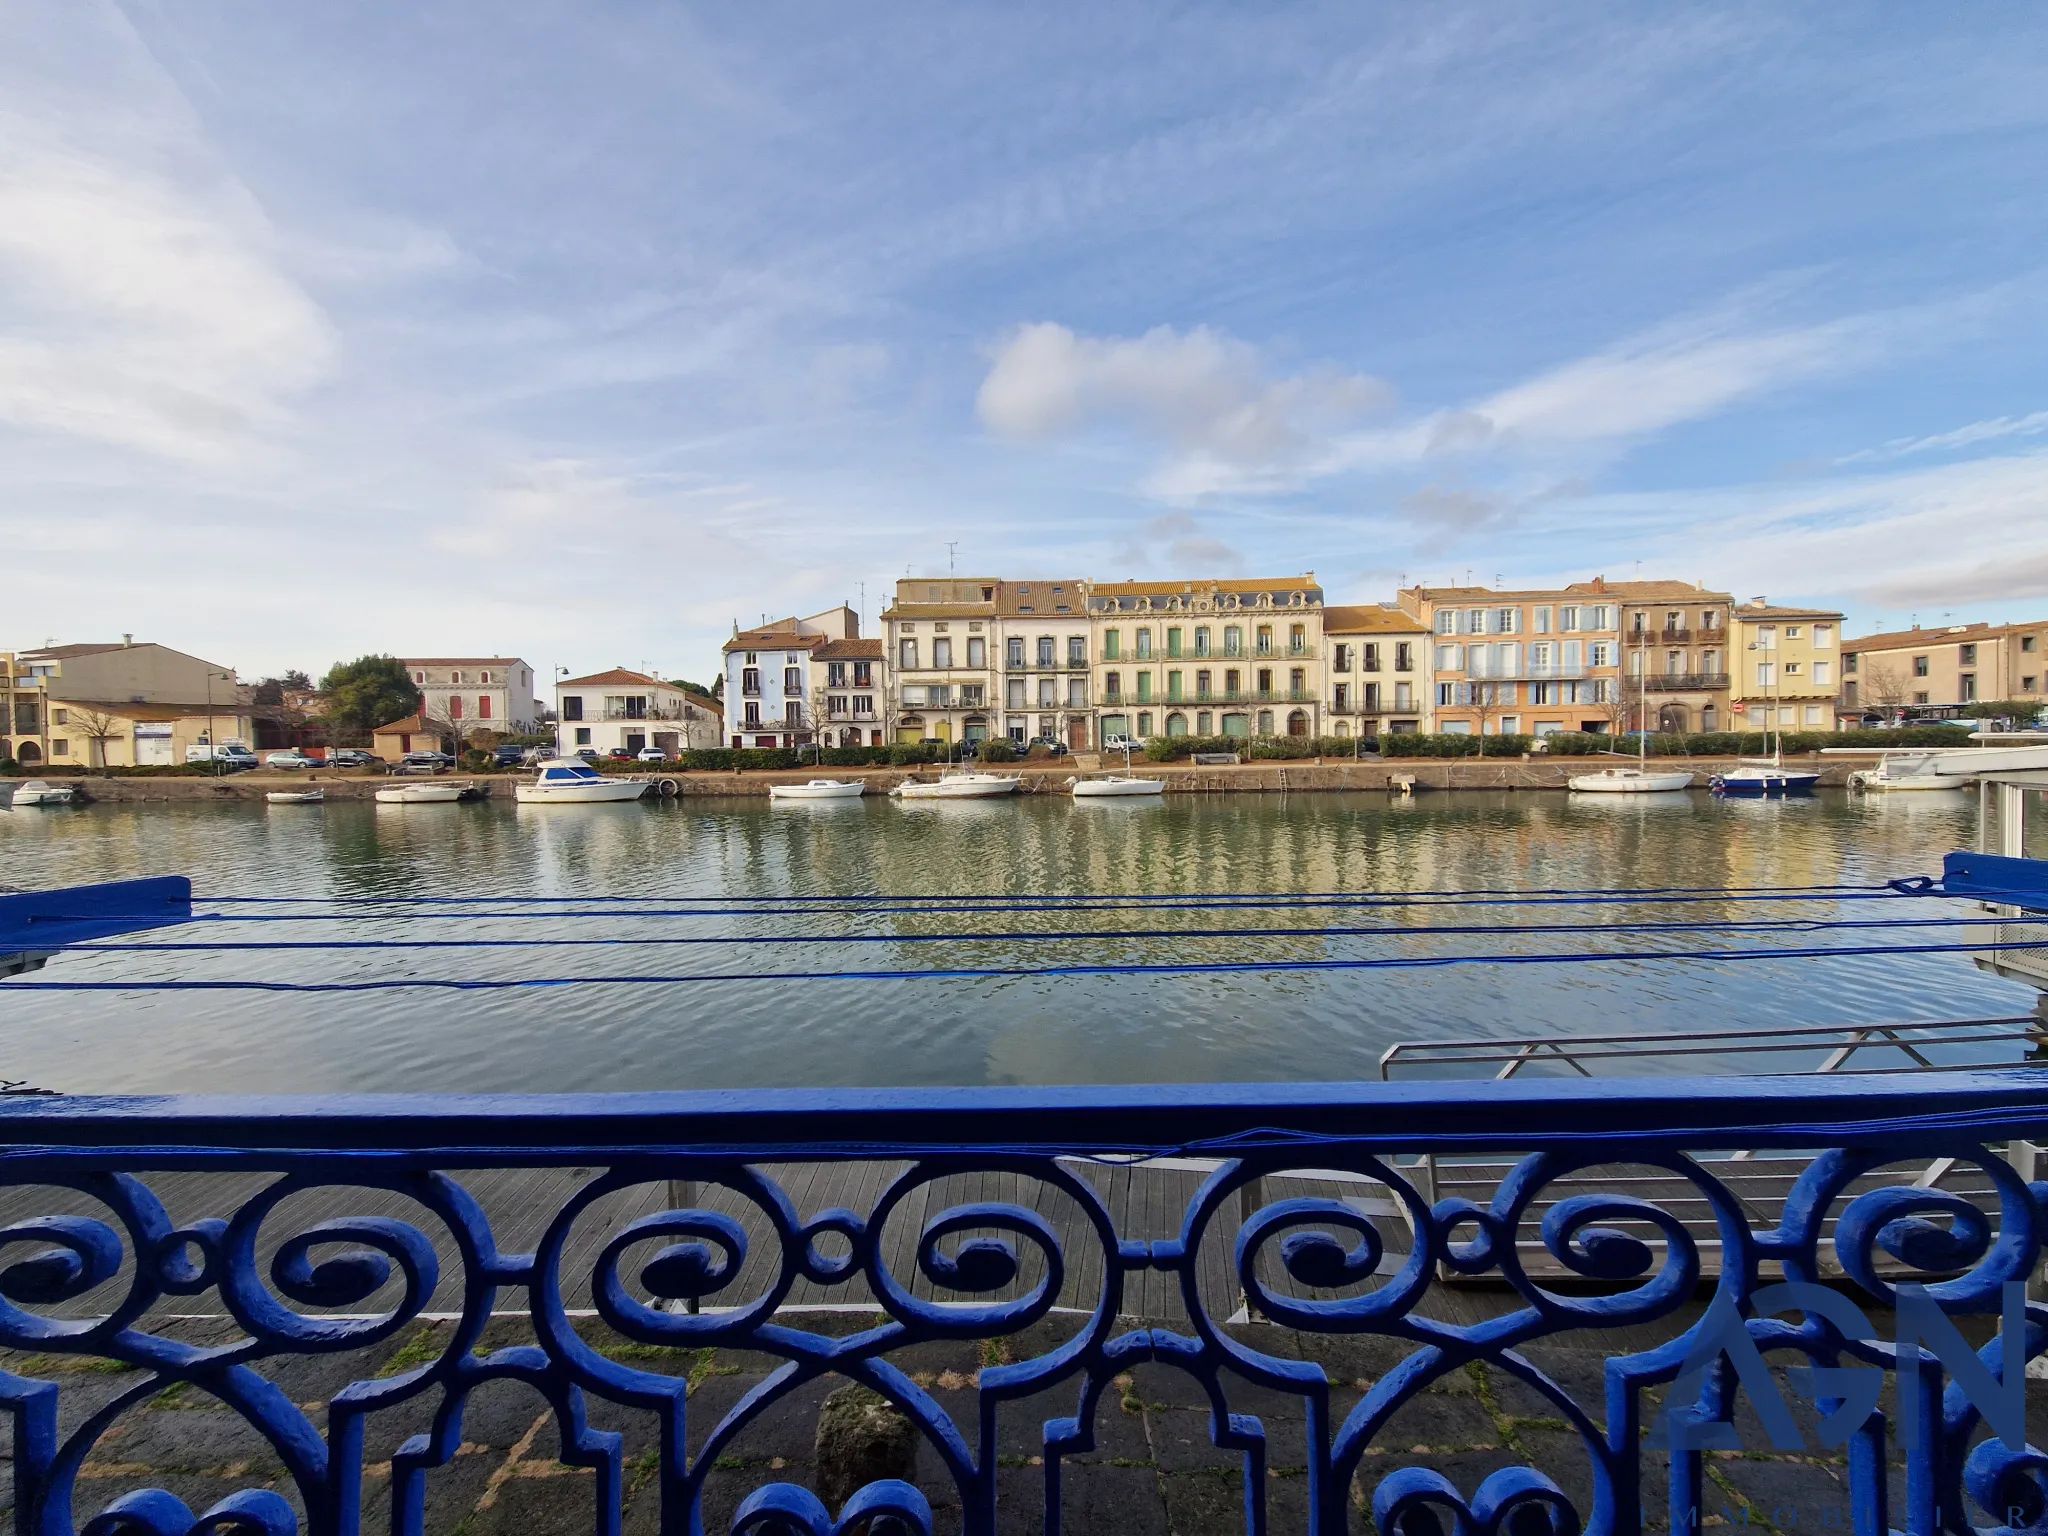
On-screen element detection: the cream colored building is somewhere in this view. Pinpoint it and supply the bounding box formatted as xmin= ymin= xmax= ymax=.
xmin=555 ymin=669 xmax=724 ymax=758
xmin=878 ymin=579 xmax=1092 ymax=747
xmin=722 ymin=605 xmax=865 ymax=748
xmin=1841 ymin=618 xmax=2048 ymax=717
xmin=1729 ymin=602 xmax=1843 ymax=733
xmin=3 ymin=640 xmax=249 ymax=768
xmin=1322 ymin=605 xmax=1430 ymax=738
xmin=1081 ymin=576 xmax=1328 ymax=742
xmin=401 ymin=658 xmax=539 ymax=734
xmin=1398 ymin=579 xmax=1731 ymax=737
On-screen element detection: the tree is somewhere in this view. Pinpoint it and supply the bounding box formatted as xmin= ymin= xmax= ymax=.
xmin=319 ymin=656 xmax=420 ymax=737
xmin=66 ymin=705 xmax=125 ymax=771
xmin=1598 ymin=673 xmax=1644 ymax=737
xmin=1468 ymin=682 xmax=1505 ymax=755
xmin=1861 ymin=662 xmax=1909 ymax=711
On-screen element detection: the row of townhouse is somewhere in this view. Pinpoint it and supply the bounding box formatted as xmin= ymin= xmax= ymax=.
xmin=717 ymin=575 xmax=1853 ymax=751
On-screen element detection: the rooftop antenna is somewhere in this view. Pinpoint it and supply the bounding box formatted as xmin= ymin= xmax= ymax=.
xmin=946 ymin=541 xmax=958 ymax=576
xmin=1493 ymin=573 xmax=1502 ymax=588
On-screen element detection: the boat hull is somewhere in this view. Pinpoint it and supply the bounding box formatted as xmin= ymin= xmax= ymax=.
xmin=11 ymin=785 xmax=76 ymax=806
xmin=514 ymin=781 xmax=648 ymax=804
xmin=1566 ymin=770 xmax=1693 ymax=793
xmin=375 ymin=784 xmax=469 ymax=804
xmin=768 ymin=781 xmax=867 ymax=800
xmin=1710 ymin=770 xmax=1820 ymax=797
xmin=266 ymin=790 xmax=325 ymax=805
xmin=892 ymin=777 xmax=1021 ymax=799
xmin=1072 ymin=777 xmax=1165 ymax=797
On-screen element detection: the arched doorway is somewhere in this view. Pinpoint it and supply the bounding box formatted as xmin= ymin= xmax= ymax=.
xmin=1332 ymin=720 xmax=1350 ymax=738
xmin=1657 ymin=703 xmax=1689 ymax=734
xmin=895 ymin=715 xmax=926 ymax=744
xmin=1287 ymin=710 xmax=1309 ymax=737
xmin=16 ymin=741 xmax=41 ymax=764
xmin=1165 ymin=712 xmax=1188 ymax=737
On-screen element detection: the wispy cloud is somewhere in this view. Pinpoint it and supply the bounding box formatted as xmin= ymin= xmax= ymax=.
xmin=1839 ymin=409 xmax=2048 ymax=464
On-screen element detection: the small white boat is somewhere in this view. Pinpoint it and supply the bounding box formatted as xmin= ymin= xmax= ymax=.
xmin=768 ymin=779 xmax=867 ymax=801
xmin=9 ymin=780 xmax=76 ymax=806
xmin=374 ymin=781 xmax=471 ymax=804
xmin=1567 ymin=767 xmax=1694 ymax=794
xmin=514 ymin=759 xmax=648 ymax=805
xmin=1848 ymin=753 xmax=1956 ymax=792
xmin=1071 ymin=775 xmax=1166 ymax=798
xmin=266 ymin=788 xmax=325 ymax=805
xmin=890 ymin=771 xmax=1023 ymax=800
xmin=1710 ymin=760 xmax=1820 ymax=797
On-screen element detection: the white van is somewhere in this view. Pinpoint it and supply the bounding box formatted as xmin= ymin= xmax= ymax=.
xmin=186 ymin=743 xmax=258 ymax=770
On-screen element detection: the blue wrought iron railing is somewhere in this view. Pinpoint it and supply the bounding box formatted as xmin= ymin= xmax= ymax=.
xmin=0 ymin=1076 xmax=2044 ymax=1536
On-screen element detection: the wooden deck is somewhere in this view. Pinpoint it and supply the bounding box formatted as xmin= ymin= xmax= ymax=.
xmin=0 ymin=1150 xmax=2017 ymax=1334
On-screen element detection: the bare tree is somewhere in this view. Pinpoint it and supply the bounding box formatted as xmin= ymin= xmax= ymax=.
xmin=65 ymin=705 xmax=126 ymax=771
xmin=423 ymin=703 xmax=479 ymax=762
xmin=1468 ymin=682 xmax=1504 ymax=755
xmin=1599 ymin=673 xmax=1645 ymax=737
xmin=1861 ymin=662 xmax=1909 ymax=711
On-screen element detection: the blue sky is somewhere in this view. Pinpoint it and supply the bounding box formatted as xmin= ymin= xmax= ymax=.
xmin=4 ymin=2 xmax=2047 ymax=682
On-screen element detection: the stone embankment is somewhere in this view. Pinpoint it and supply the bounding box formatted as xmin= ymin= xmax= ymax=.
xmin=6 ymin=754 xmax=1872 ymax=803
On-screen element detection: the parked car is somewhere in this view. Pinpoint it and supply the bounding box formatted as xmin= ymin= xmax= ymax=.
xmin=264 ymin=750 xmax=318 ymax=770
xmin=574 ymin=749 xmax=600 ymax=764
xmin=607 ymin=746 xmax=638 ymax=760
xmin=325 ymin=748 xmax=377 ymax=768
xmin=635 ymin=748 xmax=667 ymax=762
xmin=523 ymin=746 xmax=553 ymax=764
xmin=1102 ymin=734 xmax=1136 ymax=753
xmin=399 ymin=750 xmax=453 ymax=769
xmin=1025 ymin=737 xmax=1068 ymax=757
xmin=491 ymin=745 xmax=527 ymax=768
xmin=186 ymin=744 xmax=258 ymax=770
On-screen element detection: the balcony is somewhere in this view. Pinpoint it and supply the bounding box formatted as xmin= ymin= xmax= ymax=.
xmin=1639 ymin=672 xmax=1731 ymax=691
xmin=0 ymin=1068 xmax=2036 ymax=1536
xmin=1463 ymin=665 xmax=1589 ymax=683
xmin=1252 ymin=645 xmax=1317 ymax=660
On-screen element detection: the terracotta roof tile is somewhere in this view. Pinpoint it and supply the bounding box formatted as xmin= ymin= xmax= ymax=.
xmin=1322 ymin=605 xmax=1429 ymax=634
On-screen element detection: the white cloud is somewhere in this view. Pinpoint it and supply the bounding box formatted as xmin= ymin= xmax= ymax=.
xmin=1839 ymin=409 xmax=2048 ymax=464
xmin=977 ymin=321 xmax=1393 ymax=496
xmin=0 ymin=2 xmax=333 ymax=465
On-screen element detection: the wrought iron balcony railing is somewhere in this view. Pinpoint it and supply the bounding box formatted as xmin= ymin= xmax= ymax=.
xmin=1639 ymin=672 xmax=1732 ymax=691
xmin=0 ymin=1074 xmax=2042 ymax=1536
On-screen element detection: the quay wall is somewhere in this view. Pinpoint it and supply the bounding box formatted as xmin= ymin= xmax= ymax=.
xmin=8 ymin=755 xmax=1876 ymax=803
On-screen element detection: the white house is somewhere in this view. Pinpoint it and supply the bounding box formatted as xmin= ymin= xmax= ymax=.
xmin=401 ymin=658 xmax=539 ymax=733
xmin=555 ymin=669 xmax=723 ymax=758
xmin=721 ymin=606 xmax=867 ymax=748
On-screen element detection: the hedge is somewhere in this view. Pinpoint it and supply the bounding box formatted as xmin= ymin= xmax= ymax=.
xmin=1533 ymin=726 xmax=1975 ymax=757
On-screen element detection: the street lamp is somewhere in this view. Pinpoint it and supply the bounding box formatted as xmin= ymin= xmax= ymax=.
xmin=202 ymin=669 xmax=234 ymax=777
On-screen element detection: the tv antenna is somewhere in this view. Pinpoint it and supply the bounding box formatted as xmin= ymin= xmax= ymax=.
xmin=946 ymin=541 xmax=958 ymax=576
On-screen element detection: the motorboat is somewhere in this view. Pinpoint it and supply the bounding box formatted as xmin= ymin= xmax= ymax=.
xmin=1567 ymin=767 xmax=1694 ymax=794
xmin=514 ymin=759 xmax=648 ymax=805
xmin=768 ymin=779 xmax=867 ymax=800
xmin=374 ymin=781 xmax=473 ymax=804
xmin=265 ymin=788 xmax=325 ymax=805
xmin=9 ymin=780 xmax=76 ymax=806
xmin=1847 ymin=753 xmax=1957 ymax=793
xmin=890 ymin=771 xmax=1022 ymax=800
xmin=1071 ymin=775 xmax=1165 ymax=798
xmin=1710 ymin=761 xmax=1820 ymax=797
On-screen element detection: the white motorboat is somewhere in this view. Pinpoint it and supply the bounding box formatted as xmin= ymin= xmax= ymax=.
xmin=768 ymin=779 xmax=867 ymax=800
xmin=514 ymin=759 xmax=648 ymax=805
xmin=375 ymin=781 xmax=472 ymax=804
xmin=9 ymin=780 xmax=76 ymax=806
xmin=1847 ymin=753 xmax=1956 ymax=792
xmin=1567 ymin=767 xmax=1694 ymax=794
xmin=890 ymin=771 xmax=1023 ymax=800
xmin=1071 ymin=775 xmax=1165 ymax=798
xmin=266 ymin=788 xmax=325 ymax=805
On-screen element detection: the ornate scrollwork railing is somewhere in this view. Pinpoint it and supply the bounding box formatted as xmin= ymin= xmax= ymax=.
xmin=0 ymin=1074 xmax=2043 ymax=1535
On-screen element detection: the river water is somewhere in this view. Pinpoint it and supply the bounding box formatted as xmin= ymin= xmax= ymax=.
xmin=0 ymin=790 xmax=2037 ymax=1094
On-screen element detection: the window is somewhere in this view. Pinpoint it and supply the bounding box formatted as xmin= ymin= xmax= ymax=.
xmin=1395 ymin=642 xmax=1414 ymax=672
xmin=1589 ymin=642 xmax=1612 ymax=666
xmin=562 ymin=695 xmax=584 ymax=721
xmin=1166 ymin=628 xmax=1183 ymax=658
xmin=853 ymin=662 xmax=872 ymax=687
xmin=1960 ymin=673 xmax=1977 ymax=702
xmin=2024 ymin=676 xmax=2039 ymax=692
xmin=1844 ymin=654 xmax=1858 ymax=675
xmin=1436 ymin=611 xmax=1456 ymax=635
xmin=480 ymin=671 xmax=493 ymax=684
xmin=1913 ymin=655 xmax=1929 ymax=677
xmin=1256 ymin=625 xmax=1274 ymax=654
xmin=1436 ymin=643 xmax=1464 ymax=671
xmin=1196 ymin=669 xmax=1213 ymax=698
xmin=1289 ymin=623 xmax=1307 ymax=652
xmin=1224 ymin=626 xmax=1243 ymax=655
xmin=1804 ymin=705 xmax=1824 ymax=725
xmin=1812 ymin=661 xmax=1831 ymax=685
xmin=785 ymin=702 xmax=801 ymax=726
xmin=1193 ymin=627 xmax=1210 ymax=657
xmin=1067 ymin=637 xmax=1087 ymax=666
xmin=783 ymin=667 xmax=803 ymax=696
xmin=1006 ymin=637 xmax=1024 ymax=667
xmin=1561 ymin=606 xmax=1582 ymax=632
xmin=1334 ymin=644 xmax=1352 ymax=671
xmin=1533 ymin=606 xmax=1552 ymax=634
xmin=1066 ymin=679 xmax=1085 ymax=707
xmin=52 ymin=708 xmax=67 ymax=725
xmin=1037 ymin=636 xmax=1056 ymax=666
xmin=899 ymin=639 xmax=919 ymax=669
xmin=967 ymin=637 xmax=985 ymax=667
xmin=1037 ymin=677 xmax=1056 ymax=706
xmin=1812 ymin=625 xmax=1832 ymax=647
xmin=1136 ymin=629 xmax=1154 ymax=659
xmin=1256 ymin=668 xmax=1272 ymax=695
xmin=52 ymin=738 xmax=69 ymax=756
xmin=1959 ymin=644 xmax=1977 ymax=665
xmin=413 ymin=671 xmax=425 ymax=684
xmin=743 ymin=702 xmax=760 ymax=727
xmin=1363 ymin=682 xmax=1380 ymax=711
xmin=1782 ymin=625 xmax=1800 ymax=639
xmin=1137 ymin=672 xmax=1154 ymax=703
xmin=828 ymin=662 xmax=847 ymax=687
xmin=1167 ymin=670 xmax=1184 ymax=701
xmin=1783 ymin=662 xmax=1802 ymax=676
xmin=450 ymin=696 xmax=463 ymax=719
xmin=478 ymin=696 xmax=491 ymax=719
xmin=827 ymin=694 xmax=848 ymax=716
xmin=1006 ymin=679 xmax=1025 ymax=708
xmin=575 ymin=726 xmax=593 ymax=744
xmin=451 ymin=670 xmax=465 ymax=685
xmin=1104 ymin=630 xmax=1121 ymax=660
xmin=744 ymin=651 xmax=757 ymax=664
xmin=2024 ymin=636 xmax=2038 ymax=653
xmin=1756 ymin=662 xmax=1775 ymax=687
xmin=1104 ymin=671 xmax=1122 ymax=699
xmin=933 ymin=638 xmax=952 ymax=668
xmin=1497 ymin=609 xmax=1519 ymax=634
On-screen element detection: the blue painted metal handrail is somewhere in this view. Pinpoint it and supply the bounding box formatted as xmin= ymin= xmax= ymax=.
xmin=0 ymin=1076 xmax=2043 ymax=1535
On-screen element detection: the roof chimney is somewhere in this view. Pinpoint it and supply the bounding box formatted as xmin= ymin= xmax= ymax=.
xmin=122 ymin=634 xmax=133 ymax=647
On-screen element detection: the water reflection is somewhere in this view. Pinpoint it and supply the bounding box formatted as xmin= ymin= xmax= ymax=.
xmin=0 ymin=790 xmax=2034 ymax=1095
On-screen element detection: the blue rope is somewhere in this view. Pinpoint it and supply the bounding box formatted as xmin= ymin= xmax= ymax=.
xmin=49 ymin=914 xmax=2015 ymax=953
xmin=9 ymin=936 xmax=2043 ymax=991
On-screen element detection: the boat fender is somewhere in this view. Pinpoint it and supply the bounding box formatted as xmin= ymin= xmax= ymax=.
xmin=657 ymin=778 xmax=680 ymax=798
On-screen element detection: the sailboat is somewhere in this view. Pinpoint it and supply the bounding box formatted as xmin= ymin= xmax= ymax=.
xmin=1568 ymin=624 xmax=1693 ymax=792
xmin=1711 ymin=625 xmax=1820 ymax=796
xmin=1072 ymin=737 xmax=1166 ymax=798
